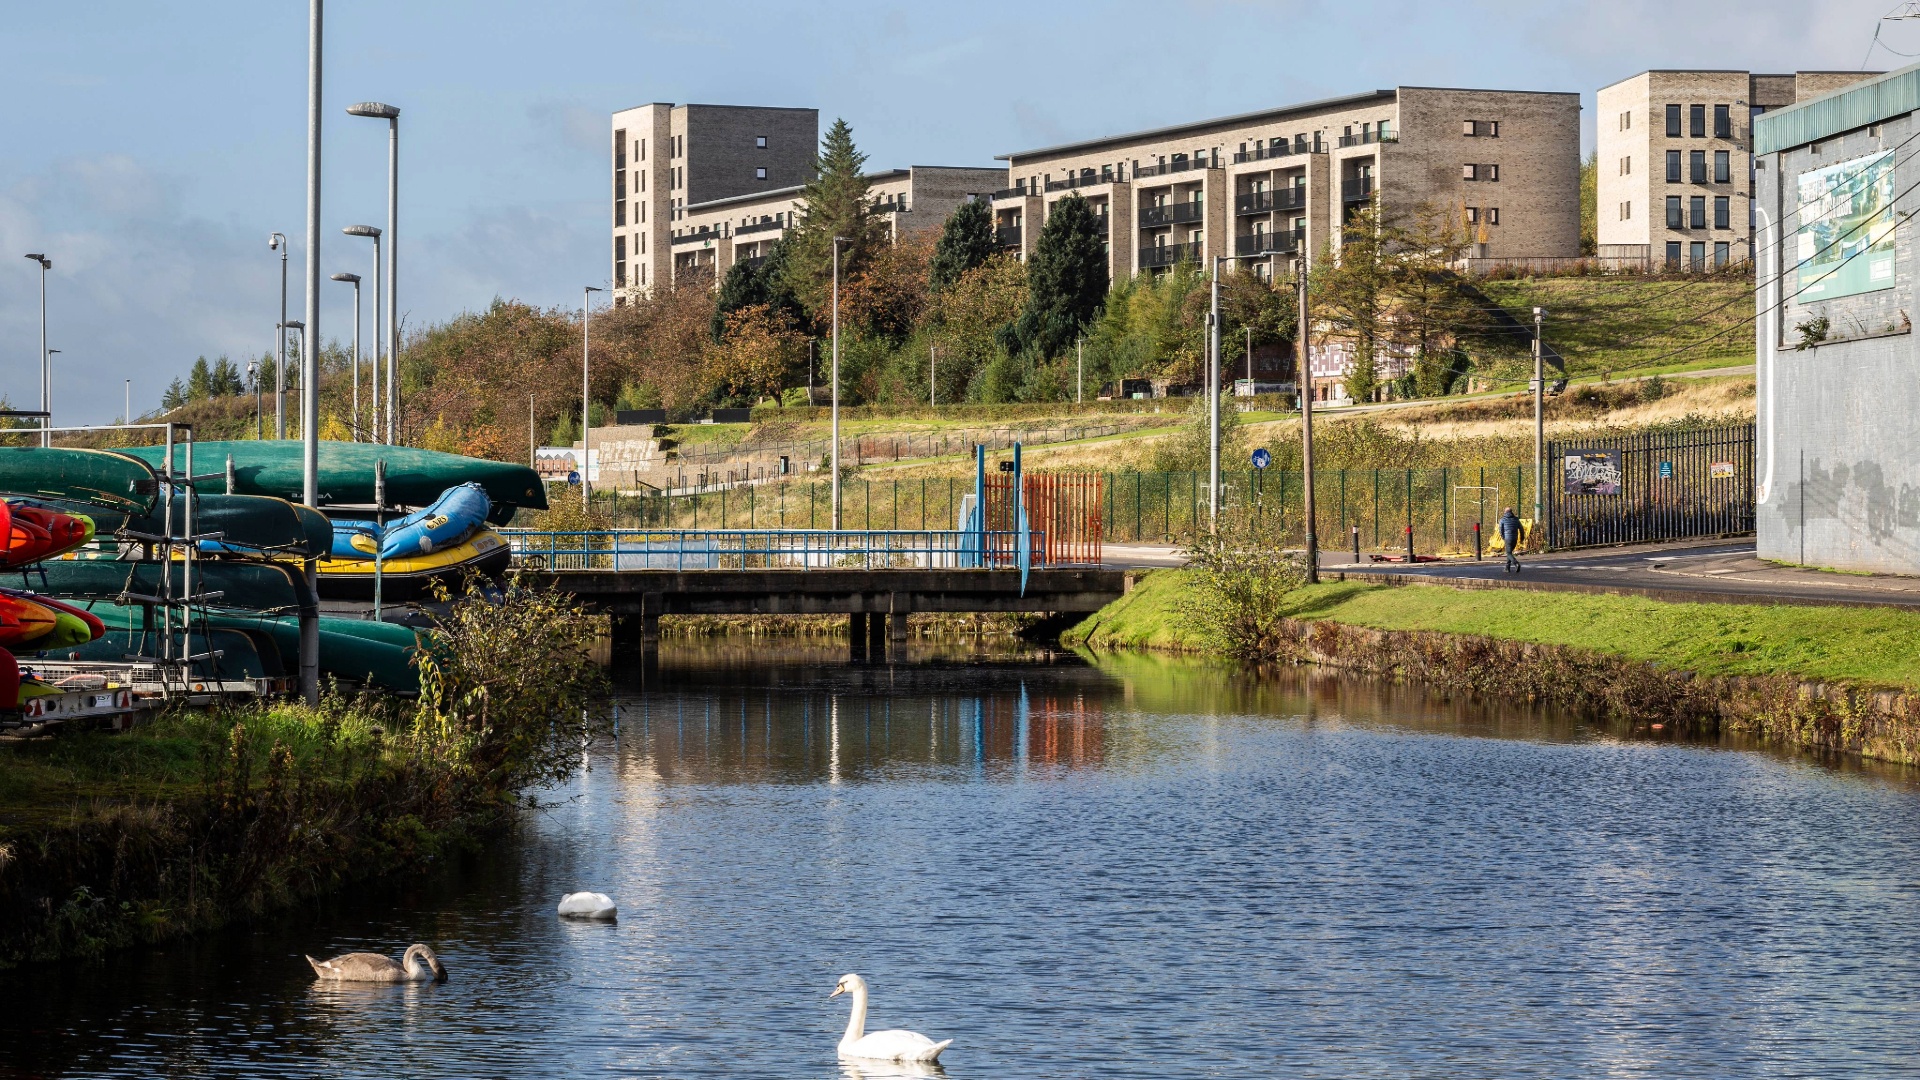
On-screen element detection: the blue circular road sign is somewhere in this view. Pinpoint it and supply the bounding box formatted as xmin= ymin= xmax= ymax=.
xmin=1251 ymin=448 xmax=1271 ymax=469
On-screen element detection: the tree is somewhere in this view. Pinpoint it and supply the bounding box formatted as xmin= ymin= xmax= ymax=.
xmin=779 ymin=119 xmax=890 ymax=326
xmin=211 ymin=356 xmax=245 ymax=397
xmin=1310 ymin=204 xmax=1399 ymax=403
xmin=711 ymin=238 xmax=802 ymax=342
xmin=1002 ymin=192 xmax=1107 ymax=360
xmin=1579 ymin=150 xmax=1598 ymax=255
xmin=702 ymin=304 xmax=809 ymax=404
xmin=929 ymin=198 xmax=995 ymax=292
xmin=1393 ymin=204 xmax=1481 ymax=397
xmin=162 ymin=378 xmax=187 ymax=410
xmin=186 ymin=357 xmax=213 ymax=401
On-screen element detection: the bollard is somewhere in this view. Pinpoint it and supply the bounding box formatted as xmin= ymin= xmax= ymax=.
xmin=1405 ymin=524 xmax=1415 ymax=563
xmin=1351 ymin=525 xmax=1360 ymax=565
xmin=1473 ymin=522 xmax=1483 ymax=560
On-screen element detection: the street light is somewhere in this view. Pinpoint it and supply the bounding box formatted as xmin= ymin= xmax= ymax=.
xmin=582 ymin=285 xmax=602 ymax=507
xmin=268 ymin=233 xmax=288 ymax=438
xmin=342 ymin=225 xmax=383 ymax=442
xmin=281 ymin=320 xmax=304 ymax=430
xmin=347 ymin=100 xmax=400 ymax=443
xmin=125 ymin=379 xmax=131 ymax=426
xmin=831 ymin=236 xmax=847 ymax=530
xmin=331 ymin=272 xmax=362 ymax=440
xmin=23 ymin=254 xmax=50 ymax=447
xmin=247 ymin=361 xmax=261 ymax=439
xmin=44 ymin=351 xmax=60 ymax=438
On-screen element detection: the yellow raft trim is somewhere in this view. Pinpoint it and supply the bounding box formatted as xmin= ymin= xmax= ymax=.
xmin=316 ymin=528 xmax=505 ymax=577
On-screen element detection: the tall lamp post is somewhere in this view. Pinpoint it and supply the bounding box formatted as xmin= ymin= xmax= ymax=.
xmin=831 ymin=237 xmax=848 ymax=530
xmin=268 ymin=233 xmax=288 ymax=438
xmin=248 ymin=361 xmax=261 ymax=439
xmin=1298 ymin=268 xmax=1318 ymax=584
xmin=331 ymin=272 xmax=362 ymax=439
xmin=582 ymin=285 xmax=602 ymax=507
xmin=347 ymin=101 xmax=400 ymax=444
xmin=24 ymin=254 xmax=50 ymax=446
xmin=342 ymin=225 xmax=383 ymax=441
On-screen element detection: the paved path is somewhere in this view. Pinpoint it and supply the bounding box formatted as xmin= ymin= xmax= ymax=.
xmin=1102 ymin=537 xmax=1920 ymax=610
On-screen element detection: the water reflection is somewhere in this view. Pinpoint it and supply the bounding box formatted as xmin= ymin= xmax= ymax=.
xmin=6 ymin=641 xmax=1920 ymax=1079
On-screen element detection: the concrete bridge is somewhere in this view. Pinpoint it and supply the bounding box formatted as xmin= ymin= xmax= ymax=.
xmin=527 ymin=566 xmax=1127 ymax=660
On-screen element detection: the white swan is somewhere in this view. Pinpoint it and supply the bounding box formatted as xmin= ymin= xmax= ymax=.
xmin=557 ymin=891 xmax=618 ymax=919
xmin=831 ymin=973 xmax=951 ymax=1063
xmin=306 ymin=944 xmax=447 ymax=983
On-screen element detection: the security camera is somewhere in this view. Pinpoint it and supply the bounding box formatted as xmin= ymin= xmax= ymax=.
xmin=269 ymin=234 xmax=282 ymax=250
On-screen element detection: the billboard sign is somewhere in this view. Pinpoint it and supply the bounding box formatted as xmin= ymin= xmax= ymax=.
xmin=1562 ymin=449 xmax=1623 ymax=496
xmin=1796 ymin=150 xmax=1897 ymax=301
xmin=535 ymin=447 xmax=598 ymax=483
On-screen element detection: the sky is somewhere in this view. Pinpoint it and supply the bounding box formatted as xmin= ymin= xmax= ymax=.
xmin=1 ymin=0 xmax=1911 ymax=423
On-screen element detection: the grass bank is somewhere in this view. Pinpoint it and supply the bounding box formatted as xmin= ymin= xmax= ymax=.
xmin=1066 ymin=571 xmax=1920 ymax=764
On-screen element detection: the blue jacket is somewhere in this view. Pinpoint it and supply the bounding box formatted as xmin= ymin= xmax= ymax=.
xmin=1497 ymin=512 xmax=1522 ymax=545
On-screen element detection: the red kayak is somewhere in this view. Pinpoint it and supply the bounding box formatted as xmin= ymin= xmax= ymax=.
xmin=0 ymin=648 xmax=18 ymax=710
xmin=0 ymin=589 xmax=105 ymax=643
xmin=4 ymin=502 xmax=93 ymax=565
xmin=0 ymin=593 xmax=57 ymax=646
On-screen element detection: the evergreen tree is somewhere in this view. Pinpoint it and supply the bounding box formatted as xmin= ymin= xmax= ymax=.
xmin=186 ymin=357 xmax=213 ymax=401
xmin=1001 ymin=193 xmax=1107 ymax=360
xmin=779 ymin=119 xmax=889 ymax=327
xmin=161 ymin=378 xmax=187 ymax=410
xmin=711 ymin=239 xmax=802 ymax=341
xmin=929 ymin=198 xmax=995 ymax=292
xmin=210 ymin=356 xmax=245 ymax=396
xmin=1309 ymin=204 xmax=1398 ymax=403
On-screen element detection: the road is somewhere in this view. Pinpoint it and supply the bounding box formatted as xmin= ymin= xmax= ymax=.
xmin=1105 ymin=538 xmax=1920 ymax=610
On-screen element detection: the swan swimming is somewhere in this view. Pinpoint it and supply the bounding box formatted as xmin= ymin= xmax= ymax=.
xmin=831 ymin=973 xmax=951 ymax=1063
xmin=557 ymin=892 xmax=618 ymax=919
xmin=306 ymin=944 xmax=447 ymax=983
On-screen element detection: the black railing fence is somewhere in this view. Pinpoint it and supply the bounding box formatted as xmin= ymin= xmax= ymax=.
xmin=1546 ymin=423 xmax=1755 ymax=549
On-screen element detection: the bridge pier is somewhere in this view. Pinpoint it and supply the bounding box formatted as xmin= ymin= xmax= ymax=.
xmin=888 ymin=611 xmax=909 ymax=645
xmin=867 ymin=607 xmax=887 ymax=661
xmin=849 ymin=612 xmax=869 ymax=661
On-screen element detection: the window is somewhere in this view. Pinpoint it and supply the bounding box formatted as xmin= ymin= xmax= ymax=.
xmin=1461 ymin=119 xmax=1498 ymax=137
xmin=1713 ymin=196 xmax=1730 ymax=229
xmin=1462 ymin=120 xmax=1476 ymax=136
xmin=755 ymin=167 xmax=767 ymax=180
xmin=1465 ymin=206 xmax=1480 ymax=223
xmin=1714 ymin=241 xmax=1730 ymax=267
xmin=1487 ymin=207 xmax=1500 ymax=225
xmin=1487 ymin=121 xmax=1500 ymax=137
xmin=1462 ymin=163 xmax=1479 ymax=180
xmin=1714 ymin=150 xmax=1730 ymax=183
xmin=1621 ymin=109 xmax=1633 ymax=131
xmin=1666 ymin=151 xmax=1681 ymax=182
xmin=1713 ymin=105 xmax=1731 ymax=139
xmin=1666 ymin=241 xmax=1683 ymax=268
xmin=639 ymin=138 xmax=646 ymax=160
xmin=1620 ymin=200 xmax=1632 ymax=221
xmin=1689 ymin=104 xmax=1706 ymax=138
xmin=614 ymin=199 xmax=625 ymax=227
xmin=614 ymin=128 xmax=627 ymax=168
xmin=1689 ymin=241 xmax=1706 ymax=269
xmin=1620 ymin=156 xmax=1632 ymax=176
xmin=1689 ymin=150 xmax=1706 ymax=184
xmin=1666 ymin=196 xmax=1684 ymax=229
xmin=755 ymin=135 xmax=768 ymax=149
xmin=1486 ymin=164 xmax=1499 ymax=181
xmin=1689 ymin=195 xmax=1706 ymax=229
xmin=1666 ymin=104 xmax=1682 ymax=137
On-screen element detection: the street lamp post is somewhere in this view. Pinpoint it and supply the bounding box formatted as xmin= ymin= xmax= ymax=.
xmin=1209 ymin=258 xmax=1223 ymax=530
xmin=268 ymin=233 xmax=288 ymax=438
xmin=831 ymin=236 xmax=847 ymax=530
xmin=331 ymin=272 xmax=362 ymax=439
xmin=1533 ymin=306 xmax=1546 ymax=539
xmin=24 ymin=254 xmax=50 ymax=446
xmin=347 ymin=101 xmax=400 ymax=444
xmin=125 ymin=379 xmax=131 ymax=425
xmin=582 ymin=285 xmax=602 ymax=507
xmin=1298 ymin=269 xmax=1318 ymax=585
xmin=248 ymin=361 xmax=261 ymax=438
xmin=342 ymin=226 xmax=382 ymax=441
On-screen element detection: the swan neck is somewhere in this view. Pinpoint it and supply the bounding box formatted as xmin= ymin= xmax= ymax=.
xmin=842 ymin=984 xmax=868 ymax=1045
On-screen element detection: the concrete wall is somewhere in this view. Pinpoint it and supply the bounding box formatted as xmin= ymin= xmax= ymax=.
xmin=1755 ymin=112 xmax=1920 ymax=574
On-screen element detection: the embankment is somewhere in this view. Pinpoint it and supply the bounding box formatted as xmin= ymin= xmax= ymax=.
xmin=1065 ymin=572 xmax=1920 ymax=766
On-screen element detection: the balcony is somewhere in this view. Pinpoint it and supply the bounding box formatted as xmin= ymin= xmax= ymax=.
xmin=1139 ymin=201 xmax=1205 ymax=228
xmin=1045 ymin=171 xmax=1109 ymax=192
xmin=996 ymin=225 xmax=1022 ymax=249
xmin=1235 ymin=188 xmax=1307 ymax=215
xmin=1232 ymin=141 xmax=1305 ymax=165
xmin=1094 ymin=215 xmax=1111 ymax=236
xmin=1139 ymin=241 xmax=1202 ymax=269
xmin=736 ymin=218 xmax=784 ymax=236
xmin=674 ymin=226 xmax=723 ymax=246
xmin=1341 ymin=176 xmax=1375 ymax=203
xmin=989 ymin=186 xmax=1030 ymax=200
xmin=1336 ymin=128 xmax=1397 ymax=148
xmin=1131 ymin=155 xmax=1210 ymax=180
xmin=1235 ymin=229 xmax=1303 ymax=257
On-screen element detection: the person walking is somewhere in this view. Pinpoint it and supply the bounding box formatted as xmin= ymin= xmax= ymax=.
xmin=1498 ymin=506 xmax=1523 ymax=574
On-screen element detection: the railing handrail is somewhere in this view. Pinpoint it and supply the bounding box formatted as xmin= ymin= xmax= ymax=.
xmin=499 ymin=527 xmax=1072 ymax=572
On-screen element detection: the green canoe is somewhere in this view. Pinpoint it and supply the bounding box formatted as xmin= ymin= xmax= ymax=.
xmin=78 ymin=603 xmax=421 ymax=693
xmin=27 ymin=559 xmax=316 ymax=615
xmin=0 ymin=446 xmax=157 ymax=514
xmin=39 ymin=493 xmax=331 ymax=557
xmin=123 ymin=441 xmax=547 ymax=521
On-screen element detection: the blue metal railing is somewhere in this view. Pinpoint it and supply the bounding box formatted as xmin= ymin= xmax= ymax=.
xmin=501 ymin=529 xmax=1049 ymax=572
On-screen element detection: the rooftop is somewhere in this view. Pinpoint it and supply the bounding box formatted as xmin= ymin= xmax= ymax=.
xmin=1754 ymin=60 xmax=1920 ymax=155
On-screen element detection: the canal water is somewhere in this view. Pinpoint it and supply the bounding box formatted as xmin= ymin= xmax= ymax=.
xmin=6 ymin=643 xmax=1920 ymax=1078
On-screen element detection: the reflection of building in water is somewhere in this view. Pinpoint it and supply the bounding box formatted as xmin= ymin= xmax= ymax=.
xmin=612 ymin=688 xmax=1106 ymax=783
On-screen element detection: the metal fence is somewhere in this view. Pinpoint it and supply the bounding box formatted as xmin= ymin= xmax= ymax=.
xmin=502 ymin=529 xmax=1053 ymax=571
xmin=1546 ymin=423 xmax=1754 ymax=549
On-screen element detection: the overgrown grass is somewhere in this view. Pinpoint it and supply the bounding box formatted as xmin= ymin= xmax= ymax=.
xmin=1473 ymin=275 xmax=1755 ymax=383
xmin=1066 ymin=571 xmax=1920 ymax=689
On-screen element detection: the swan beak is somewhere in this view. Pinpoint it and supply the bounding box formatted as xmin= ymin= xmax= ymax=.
xmin=829 ymin=986 xmax=845 ymax=998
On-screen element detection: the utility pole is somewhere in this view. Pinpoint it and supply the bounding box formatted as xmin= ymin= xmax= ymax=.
xmin=297 ymin=0 xmax=323 ymax=708
xmin=529 ymin=393 xmax=536 ymax=466
xmin=583 ymin=285 xmax=602 ymax=507
xmin=831 ymin=236 xmax=846 ymax=530
xmin=24 ymin=254 xmax=50 ymax=447
xmin=930 ymin=344 xmax=936 ymax=407
xmin=1246 ymin=326 xmax=1253 ymax=386
xmin=1076 ymin=338 xmax=1084 ymax=404
xmin=1299 ymin=269 xmax=1318 ymax=584
xmin=269 ymin=234 xmax=287 ymax=438
xmin=1533 ymin=306 xmax=1545 ymax=542
xmin=1208 ymin=256 xmax=1222 ymax=530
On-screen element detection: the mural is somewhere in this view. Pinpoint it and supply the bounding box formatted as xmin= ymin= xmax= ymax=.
xmin=1796 ymin=150 xmax=1898 ymax=301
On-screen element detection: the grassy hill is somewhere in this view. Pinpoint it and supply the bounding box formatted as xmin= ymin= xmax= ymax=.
xmin=1468 ymin=273 xmax=1754 ymax=384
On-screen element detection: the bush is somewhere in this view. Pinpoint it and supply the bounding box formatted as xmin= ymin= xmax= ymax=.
xmin=1179 ymin=517 xmax=1308 ymax=661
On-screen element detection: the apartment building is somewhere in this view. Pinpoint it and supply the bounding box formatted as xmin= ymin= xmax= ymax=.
xmin=609 ymin=103 xmax=818 ymax=302
xmin=1595 ymin=70 xmax=1878 ymax=270
xmin=988 ymin=86 xmax=1581 ymax=286
xmin=663 ymin=166 xmax=1003 ymax=286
